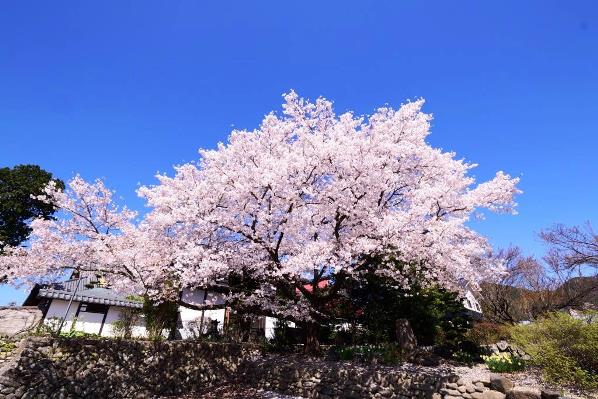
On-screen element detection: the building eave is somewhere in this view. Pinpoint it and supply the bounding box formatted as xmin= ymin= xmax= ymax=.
xmin=38 ymin=289 xmax=143 ymax=309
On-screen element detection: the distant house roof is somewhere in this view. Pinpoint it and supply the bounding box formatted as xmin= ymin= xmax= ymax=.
xmin=299 ymin=280 xmax=330 ymax=293
xmin=29 ymin=276 xmax=143 ymax=309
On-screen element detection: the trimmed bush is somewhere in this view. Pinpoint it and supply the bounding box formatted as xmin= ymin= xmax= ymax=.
xmin=510 ymin=312 xmax=598 ymax=389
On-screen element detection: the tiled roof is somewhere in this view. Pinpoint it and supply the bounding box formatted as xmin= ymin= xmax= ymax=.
xmin=38 ymin=287 xmax=143 ymax=308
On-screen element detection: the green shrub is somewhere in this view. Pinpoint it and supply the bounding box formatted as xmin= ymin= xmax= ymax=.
xmin=335 ymin=343 xmax=405 ymax=365
xmin=482 ymin=352 xmax=525 ymax=373
xmin=379 ymin=343 xmax=404 ymax=365
xmin=451 ymin=347 xmax=479 ymax=366
xmin=510 ymin=312 xmax=598 ymax=389
xmin=0 ymin=340 xmax=16 ymax=353
xmin=58 ymin=316 xmax=100 ymax=339
xmin=112 ymin=307 xmax=141 ymax=339
xmin=344 ymin=270 xmax=475 ymax=349
xmin=32 ymin=316 xmax=61 ymax=336
xmin=142 ymin=298 xmax=179 ymax=341
xmin=59 ymin=330 xmax=99 ymax=339
xmin=337 ymin=346 xmax=356 ymax=360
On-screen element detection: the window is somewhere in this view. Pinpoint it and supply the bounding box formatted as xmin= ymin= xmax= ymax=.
xmin=79 ymin=303 xmax=109 ymax=314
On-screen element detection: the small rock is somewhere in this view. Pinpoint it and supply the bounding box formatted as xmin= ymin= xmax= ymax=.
xmin=540 ymin=390 xmax=560 ymax=399
xmin=442 ymin=388 xmax=462 ymax=396
xmin=466 ymin=385 xmax=476 ymax=393
xmin=471 ymin=393 xmax=484 ymax=399
xmin=483 ymin=390 xmax=506 ymax=399
xmin=474 ymin=378 xmax=491 ymax=387
xmin=490 ymin=374 xmax=513 ymax=393
xmin=496 ymin=341 xmax=509 ymax=351
xmin=506 ymin=388 xmax=541 ymax=399
xmin=458 ymin=386 xmax=468 ymax=393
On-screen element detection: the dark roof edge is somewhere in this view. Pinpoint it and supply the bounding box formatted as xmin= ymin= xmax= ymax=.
xmin=38 ymin=289 xmax=143 ymax=309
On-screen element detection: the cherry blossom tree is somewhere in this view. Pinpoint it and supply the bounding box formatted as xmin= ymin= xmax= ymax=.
xmin=1 ymin=92 xmax=520 ymax=351
xmin=138 ymin=91 xmax=521 ymax=350
xmin=0 ymin=175 xmax=177 ymax=298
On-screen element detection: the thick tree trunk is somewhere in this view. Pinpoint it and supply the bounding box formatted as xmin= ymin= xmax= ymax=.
xmin=304 ymin=322 xmax=321 ymax=355
xmin=395 ymin=318 xmax=417 ymax=354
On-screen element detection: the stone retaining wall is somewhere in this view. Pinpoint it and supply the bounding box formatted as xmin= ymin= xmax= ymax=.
xmin=0 ymin=337 xmax=551 ymax=399
xmin=242 ymin=354 xmax=455 ymax=398
xmin=0 ymin=337 xmax=261 ymax=398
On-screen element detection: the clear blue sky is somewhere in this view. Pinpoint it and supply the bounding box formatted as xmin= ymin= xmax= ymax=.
xmin=1 ymin=1 xmax=597 ymax=304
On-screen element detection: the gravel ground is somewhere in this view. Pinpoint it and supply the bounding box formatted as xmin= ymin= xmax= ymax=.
xmin=163 ymin=385 xmax=305 ymax=399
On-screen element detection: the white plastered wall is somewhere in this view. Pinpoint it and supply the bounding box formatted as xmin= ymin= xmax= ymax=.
xmin=43 ymin=299 xmax=147 ymax=337
xmin=178 ymin=289 xmax=226 ymax=339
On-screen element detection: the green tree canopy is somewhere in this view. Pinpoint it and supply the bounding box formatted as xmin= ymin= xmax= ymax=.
xmin=352 ymin=279 xmax=473 ymax=347
xmin=0 ymin=164 xmax=64 ymax=251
